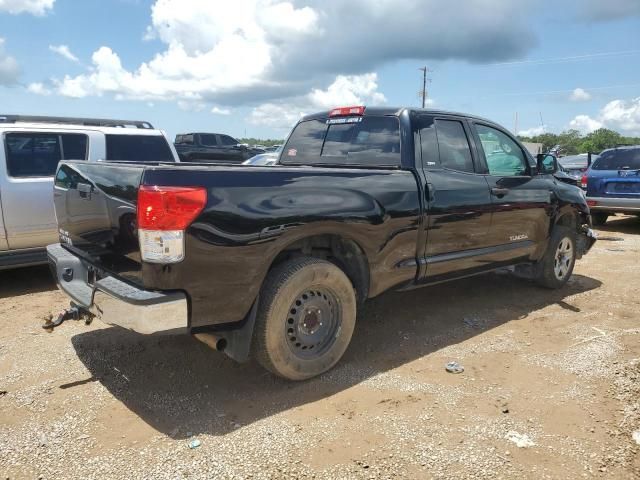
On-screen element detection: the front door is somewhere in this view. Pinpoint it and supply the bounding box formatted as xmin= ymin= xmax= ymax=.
xmin=1 ymin=131 xmax=88 ymax=249
xmin=416 ymin=115 xmax=494 ymax=280
xmin=470 ymin=122 xmax=553 ymax=262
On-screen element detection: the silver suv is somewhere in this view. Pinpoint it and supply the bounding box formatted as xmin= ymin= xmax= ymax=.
xmin=0 ymin=115 xmax=179 ymax=269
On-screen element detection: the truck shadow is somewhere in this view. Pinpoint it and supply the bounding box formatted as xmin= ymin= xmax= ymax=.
xmin=596 ymin=215 xmax=640 ymax=236
xmin=0 ymin=265 xmax=56 ymax=300
xmin=70 ymin=272 xmax=601 ymax=439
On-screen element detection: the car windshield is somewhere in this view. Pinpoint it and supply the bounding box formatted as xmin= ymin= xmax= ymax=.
xmin=591 ymin=148 xmax=640 ymax=170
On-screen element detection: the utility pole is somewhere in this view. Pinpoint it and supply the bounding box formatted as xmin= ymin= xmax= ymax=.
xmin=514 ymin=112 xmax=519 ymax=135
xmin=418 ymin=66 xmax=432 ymax=108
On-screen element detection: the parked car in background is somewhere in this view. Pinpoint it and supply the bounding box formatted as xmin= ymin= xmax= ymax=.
xmin=174 ymin=132 xmax=264 ymax=162
xmin=559 ymin=153 xmax=599 ymax=181
xmin=583 ymin=145 xmax=640 ymax=225
xmin=264 ymin=144 xmax=282 ymax=153
xmin=242 ymin=145 xmax=282 ymax=166
xmin=0 ymin=114 xmax=178 ymax=269
xmin=48 ymin=106 xmax=595 ymax=380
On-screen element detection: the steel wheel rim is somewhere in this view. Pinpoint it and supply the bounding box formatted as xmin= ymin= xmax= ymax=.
xmin=553 ymin=237 xmax=574 ymax=280
xmin=285 ymin=288 xmax=341 ymax=359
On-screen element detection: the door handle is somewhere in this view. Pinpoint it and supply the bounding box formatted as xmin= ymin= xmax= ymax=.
xmin=491 ymin=187 xmax=509 ymax=197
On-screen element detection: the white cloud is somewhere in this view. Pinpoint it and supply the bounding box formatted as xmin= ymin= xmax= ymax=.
xmin=53 ymin=0 xmax=536 ymax=109
xmin=49 ymin=44 xmax=79 ymax=62
xmin=0 ymin=0 xmax=54 ymax=15
xmin=0 ymin=38 xmax=19 ymax=85
xmin=27 ymin=81 xmax=51 ymax=95
xmin=569 ymin=88 xmax=591 ymax=102
xmin=600 ymin=97 xmax=640 ymax=134
xmin=518 ymin=125 xmax=547 ymax=137
xmin=211 ymin=106 xmax=231 ymax=115
xmin=249 ymin=72 xmax=386 ymax=128
xmin=569 ymin=98 xmax=640 ymax=135
xmin=569 ymin=115 xmax=604 ymax=134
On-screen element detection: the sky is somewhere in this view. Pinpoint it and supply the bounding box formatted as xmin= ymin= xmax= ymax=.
xmin=0 ymin=0 xmax=639 ymax=141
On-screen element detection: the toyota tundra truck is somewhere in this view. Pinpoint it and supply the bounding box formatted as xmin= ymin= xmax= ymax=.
xmin=47 ymin=107 xmax=596 ymax=380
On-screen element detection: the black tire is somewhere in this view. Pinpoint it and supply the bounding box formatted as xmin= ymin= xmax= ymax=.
xmin=591 ymin=212 xmax=608 ymax=226
xmin=535 ymin=226 xmax=577 ymax=289
xmin=252 ymin=257 xmax=357 ymax=380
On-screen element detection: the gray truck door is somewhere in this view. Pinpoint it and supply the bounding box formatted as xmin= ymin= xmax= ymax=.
xmin=2 ymin=131 xmax=88 ymax=249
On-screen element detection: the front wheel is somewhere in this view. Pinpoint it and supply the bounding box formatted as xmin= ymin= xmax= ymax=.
xmin=252 ymin=257 xmax=357 ymax=380
xmin=535 ymin=226 xmax=577 ymax=289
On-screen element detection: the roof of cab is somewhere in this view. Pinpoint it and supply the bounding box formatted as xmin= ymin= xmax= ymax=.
xmin=300 ymin=107 xmax=497 ymax=125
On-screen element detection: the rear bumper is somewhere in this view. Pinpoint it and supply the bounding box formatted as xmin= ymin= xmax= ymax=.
xmin=47 ymin=243 xmax=188 ymax=334
xmin=587 ymin=196 xmax=640 ymax=212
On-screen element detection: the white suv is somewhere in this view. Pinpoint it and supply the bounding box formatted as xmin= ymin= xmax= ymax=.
xmin=0 ymin=115 xmax=179 ymax=269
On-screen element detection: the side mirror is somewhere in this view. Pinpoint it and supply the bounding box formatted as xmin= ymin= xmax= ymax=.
xmin=536 ymin=153 xmax=557 ymax=175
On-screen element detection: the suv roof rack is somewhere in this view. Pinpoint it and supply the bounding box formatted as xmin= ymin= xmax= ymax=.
xmin=0 ymin=115 xmax=154 ymax=129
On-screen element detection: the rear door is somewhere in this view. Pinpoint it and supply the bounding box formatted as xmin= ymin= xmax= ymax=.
xmin=587 ymin=148 xmax=640 ymax=198
xmin=416 ymin=115 xmax=493 ymax=279
xmin=470 ymin=121 xmax=552 ymax=260
xmin=198 ymin=134 xmax=225 ymax=160
xmin=1 ymin=130 xmax=89 ymax=249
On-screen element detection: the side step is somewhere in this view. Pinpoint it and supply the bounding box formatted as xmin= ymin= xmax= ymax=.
xmin=0 ymin=248 xmax=48 ymax=270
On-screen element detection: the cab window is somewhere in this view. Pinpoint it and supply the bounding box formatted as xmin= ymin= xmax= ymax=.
xmin=5 ymin=132 xmax=88 ymax=177
xmin=434 ymin=120 xmax=475 ymax=173
xmin=475 ymin=124 xmax=528 ymax=176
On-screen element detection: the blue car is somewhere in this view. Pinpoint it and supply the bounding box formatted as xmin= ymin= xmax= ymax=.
xmin=583 ymin=145 xmax=640 ymax=225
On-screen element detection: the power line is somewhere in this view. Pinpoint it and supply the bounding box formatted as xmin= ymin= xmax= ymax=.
xmin=485 ymin=49 xmax=640 ymax=68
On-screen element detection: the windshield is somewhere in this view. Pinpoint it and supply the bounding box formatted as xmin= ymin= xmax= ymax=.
xmin=592 ymin=148 xmax=640 ymax=170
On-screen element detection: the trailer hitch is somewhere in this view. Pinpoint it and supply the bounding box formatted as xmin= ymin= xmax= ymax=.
xmin=43 ymin=303 xmax=95 ymax=332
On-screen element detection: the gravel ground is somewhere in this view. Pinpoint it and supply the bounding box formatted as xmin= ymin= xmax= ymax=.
xmin=1 ymin=216 xmax=639 ymax=479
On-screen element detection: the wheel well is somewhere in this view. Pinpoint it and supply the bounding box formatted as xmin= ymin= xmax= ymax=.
xmin=268 ymin=235 xmax=370 ymax=303
xmin=555 ymin=212 xmax=577 ymax=230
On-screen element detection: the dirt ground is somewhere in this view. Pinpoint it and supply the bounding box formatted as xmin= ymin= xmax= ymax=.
xmin=1 ymin=217 xmax=639 ymax=479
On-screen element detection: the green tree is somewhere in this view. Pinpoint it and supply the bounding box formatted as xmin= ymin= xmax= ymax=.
xmin=579 ymin=129 xmax=623 ymax=154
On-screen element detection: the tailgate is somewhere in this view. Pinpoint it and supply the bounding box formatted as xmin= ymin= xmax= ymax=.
xmin=53 ymin=161 xmax=146 ymax=284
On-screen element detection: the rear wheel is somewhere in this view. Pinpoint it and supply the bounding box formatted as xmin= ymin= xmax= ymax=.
xmin=252 ymin=257 xmax=357 ymax=380
xmin=535 ymin=226 xmax=576 ymax=289
xmin=591 ymin=212 xmax=608 ymax=226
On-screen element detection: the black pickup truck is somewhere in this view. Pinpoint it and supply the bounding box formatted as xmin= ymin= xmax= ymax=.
xmin=174 ymin=132 xmax=263 ymax=162
xmin=48 ymin=106 xmax=596 ymax=380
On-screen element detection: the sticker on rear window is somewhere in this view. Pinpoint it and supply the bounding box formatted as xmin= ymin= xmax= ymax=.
xmin=326 ymin=117 xmax=363 ymax=125
xmin=287 ymin=148 xmax=297 ymax=156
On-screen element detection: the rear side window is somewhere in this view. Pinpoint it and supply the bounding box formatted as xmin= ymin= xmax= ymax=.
xmin=175 ymin=134 xmax=194 ymax=144
xmin=5 ymin=132 xmax=88 ymax=177
xmin=105 ymin=134 xmax=174 ymax=162
xmin=281 ymin=116 xmax=401 ymax=167
xmin=434 ymin=120 xmax=474 ymax=173
xmin=199 ymin=134 xmax=217 ymax=146
xmin=592 ymin=148 xmax=640 ymax=170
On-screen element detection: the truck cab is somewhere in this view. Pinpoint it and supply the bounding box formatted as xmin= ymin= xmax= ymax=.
xmin=174 ymin=132 xmax=263 ymax=163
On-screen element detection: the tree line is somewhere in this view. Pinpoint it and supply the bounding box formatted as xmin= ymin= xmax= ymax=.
xmin=517 ymin=128 xmax=640 ymax=156
xmin=238 ymin=137 xmax=283 ymax=147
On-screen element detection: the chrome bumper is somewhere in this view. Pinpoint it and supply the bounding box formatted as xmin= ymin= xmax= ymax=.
xmin=47 ymin=244 xmax=188 ymax=334
xmin=587 ymin=196 xmax=640 ymax=212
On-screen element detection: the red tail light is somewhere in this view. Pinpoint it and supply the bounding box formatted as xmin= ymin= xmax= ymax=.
xmin=580 ymin=174 xmax=588 ymax=189
xmin=329 ymin=105 xmax=366 ymax=117
xmin=137 ymin=186 xmax=207 ymax=230
xmin=587 ymin=200 xmax=598 ymax=207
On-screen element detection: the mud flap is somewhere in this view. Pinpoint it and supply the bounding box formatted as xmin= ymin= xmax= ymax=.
xmin=576 ymin=226 xmax=597 ymax=259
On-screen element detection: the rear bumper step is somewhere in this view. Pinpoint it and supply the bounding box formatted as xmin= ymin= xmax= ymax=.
xmin=47 ymin=243 xmax=188 ymax=334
